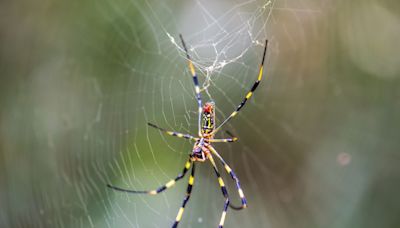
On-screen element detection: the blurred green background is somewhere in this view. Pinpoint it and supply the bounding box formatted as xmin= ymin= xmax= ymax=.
xmin=1 ymin=0 xmax=400 ymax=227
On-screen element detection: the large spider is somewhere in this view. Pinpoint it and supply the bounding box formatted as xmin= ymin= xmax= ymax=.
xmin=107 ymin=35 xmax=268 ymax=228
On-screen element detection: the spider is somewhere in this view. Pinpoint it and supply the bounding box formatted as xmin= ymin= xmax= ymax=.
xmin=107 ymin=35 xmax=268 ymax=228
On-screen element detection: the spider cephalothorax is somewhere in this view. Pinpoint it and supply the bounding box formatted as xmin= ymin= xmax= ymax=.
xmin=107 ymin=35 xmax=268 ymax=228
xmin=190 ymin=139 xmax=211 ymax=162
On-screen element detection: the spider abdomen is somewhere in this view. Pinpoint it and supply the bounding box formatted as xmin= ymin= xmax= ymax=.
xmin=201 ymin=102 xmax=215 ymax=135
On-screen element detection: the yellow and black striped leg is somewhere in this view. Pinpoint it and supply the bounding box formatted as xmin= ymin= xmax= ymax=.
xmin=219 ymin=198 xmax=229 ymax=228
xmin=208 ymin=138 xmax=238 ymax=143
xmin=148 ymin=123 xmax=197 ymax=141
xmin=179 ymin=34 xmax=203 ymax=136
xmin=208 ymin=131 xmax=239 ymax=143
xmin=208 ymin=154 xmax=231 ymax=228
xmin=208 ymin=146 xmax=247 ymax=210
xmin=214 ymin=39 xmax=268 ymax=133
xmin=107 ymin=159 xmax=192 ymax=195
xmin=172 ymin=163 xmax=195 ymax=228
xmin=208 ymin=154 xmax=229 ymax=198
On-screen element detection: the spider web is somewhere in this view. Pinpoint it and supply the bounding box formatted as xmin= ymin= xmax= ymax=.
xmin=101 ymin=1 xmax=278 ymax=227
xmin=2 ymin=0 xmax=400 ymax=228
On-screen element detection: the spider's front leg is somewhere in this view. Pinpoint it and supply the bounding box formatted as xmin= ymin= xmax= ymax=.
xmin=148 ymin=122 xmax=197 ymax=141
xmin=213 ymin=39 xmax=268 ymax=134
xmin=172 ymin=163 xmax=196 ymax=228
xmin=179 ymin=34 xmax=203 ymax=137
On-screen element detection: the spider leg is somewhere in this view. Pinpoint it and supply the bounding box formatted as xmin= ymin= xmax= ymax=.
xmin=208 ymin=145 xmax=247 ymax=210
xmin=219 ymin=198 xmax=230 ymax=228
xmin=208 ymin=138 xmax=238 ymax=143
xmin=213 ymin=40 xmax=268 ymax=134
xmin=172 ymin=163 xmax=195 ymax=228
xmin=208 ymin=131 xmax=238 ymax=143
xmin=107 ymin=159 xmax=192 ymax=195
xmin=148 ymin=122 xmax=197 ymax=141
xmin=179 ymin=34 xmax=202 ymax=137
xmin=208 ymin=154 xmax=230 ymax=228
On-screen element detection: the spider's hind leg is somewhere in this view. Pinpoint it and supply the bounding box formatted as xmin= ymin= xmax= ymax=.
xmin=208 ymin=154 xmax=231 ymax=228
xmin=172 ymin=163 xmax=196 ymax=228
xmin=208 ymin=146 xmax=247 ymax=210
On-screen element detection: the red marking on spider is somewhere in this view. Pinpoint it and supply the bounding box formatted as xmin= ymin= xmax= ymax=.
xmin=203 ymin=103 xmax=213 ymax=113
